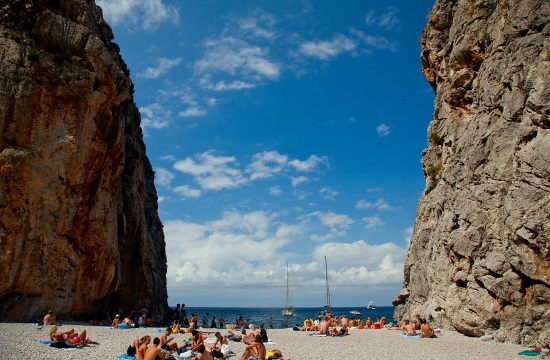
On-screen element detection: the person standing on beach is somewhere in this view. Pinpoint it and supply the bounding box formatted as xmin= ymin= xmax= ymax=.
xmin=219 ymin=316 xmax=225 ymax=328
xmin=145 ymin=337 xmax=165 ymax=360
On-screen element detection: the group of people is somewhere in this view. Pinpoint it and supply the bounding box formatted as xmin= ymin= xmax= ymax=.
xmin=112 ymin=307 xmax=150 ymax=328
xmin=400 ymin=313 xmax=436 ymax=338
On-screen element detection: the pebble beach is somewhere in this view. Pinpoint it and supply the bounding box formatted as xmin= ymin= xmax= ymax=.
xmin=0 ymin=322 xmax=541 ymax=360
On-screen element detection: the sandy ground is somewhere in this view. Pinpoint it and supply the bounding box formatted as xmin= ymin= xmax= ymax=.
xmin=0 ymin=322 xmax=541 ymax=359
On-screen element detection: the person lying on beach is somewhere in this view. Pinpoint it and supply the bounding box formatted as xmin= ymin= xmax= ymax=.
xmin=145 ymin=337 xmax=165 ymax=360
xmin=239 ymin=334 xmax=265 ymax=360
xmin=403 ymin=320 xmax=416 ymax=336
xmin=420 ymin=322 xmax=436 ymax=338
xmin=241 ymin=329 xmax=256 ymax=345
xmin=49 ymin=325 xmax=73 ymax=342
xmin=119 ymin=314 xmax=133 ymax=329
xmin=128 ymin=336 xmax=151 ymax=360
xmin=160 ymin=327 xmax=178 ymax=351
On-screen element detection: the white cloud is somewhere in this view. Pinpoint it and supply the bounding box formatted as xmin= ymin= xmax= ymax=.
xmin=96 ymin=0 xmax=179 ymax=30
xmin=246 ymin=150 xmax=288 ymax=180
xmin=208 ymin=80 xmax=256 ymax=91
xmin=320 ymin=187 xmax=339 ymax=201
xmin=356 ymin=198 xmax=390 ymax=210
xmin=179 ymin=106 xmax=207 ymax=118
xmin=404 ymin=227 xmax=413 ymax=245
xmin=299 ymin=33 xmax=358 ymax=60
xmin=269 ymin=185 xmax=282 ymax=196
xmin=173 ymin=185 xmax=202 ymax=198
xmin=349 ymin=28 xmax=396 ymax=51
xmin=288 ymin=155 xmax=329 ymax=172
xmin=140 ymin=103 xmax=173 ymax=130
xmin=197 ymin=37 xmax=280 ymax=80
xmin=363 ymin=215 xmax=384 ymax=229
xmin=154 ymin=167 xmax=175 ymax=186
xmin=138 ymin=57 xmax=182 ymax=79
xmin=310 ymin=210 xmax=353 ymax=229
xmin=377 ymin=123 xmax=391 ymax=137
xmin=173 ymin=151 xmax=247 ymax=191
xmin=313 ymin=240 xmax=405 ymax=285
xmin=365 ymin=7 xmax=399 ymax=29
xmin=237 ymin=14 xmax=276 ymax=40
xmin=291 ymin=176 xmax=309 ymax=187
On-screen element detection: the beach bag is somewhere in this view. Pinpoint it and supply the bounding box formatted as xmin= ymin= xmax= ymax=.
xmin=179 ymin=350 xmax=195 ymax=360
xmin=210 ymin=349 xmax=223 ymax=358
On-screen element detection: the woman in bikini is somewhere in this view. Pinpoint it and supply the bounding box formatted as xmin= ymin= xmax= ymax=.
xmin=128 ymin=335 xmax=151 ymax=360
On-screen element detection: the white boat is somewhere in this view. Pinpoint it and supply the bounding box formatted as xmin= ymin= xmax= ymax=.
xmin=350 ymin=310 xmax=362 ymax=316
xmin=281 ymin=263 xmax=295 ymax=316
xmin=367 ymin=301 xmax=376 ymax=310
xmin=318 ymin=256 xmax=332 ymax=317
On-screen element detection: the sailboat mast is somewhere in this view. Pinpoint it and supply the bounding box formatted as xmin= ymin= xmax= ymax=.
xmin=325 ymin=255 xmax=330 ymax=307
xmin=286 ymin=262 xmax=290 ymax=307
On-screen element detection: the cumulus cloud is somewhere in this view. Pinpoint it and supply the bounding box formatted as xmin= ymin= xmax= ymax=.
xmin=377 ymin=123 xmax=391 ymax=137
xmin=246 ymin=150 xmax=288 ymax=180
xmin=96 ymin=0 xmax=179 ymax=29
xmin=164 ymin=210 xmax=406 ymax=304
xmin=173 ymin=151 xmax=247 ymax=191
xmin=155 ymin=167 xmax=175 ymax=186
xmin=197 ymin=37 xmax=280 ymax=80
xmin=356 ymin=198 xmax=390 ymax=210
xmin=138 ymin=57 xmax=182 ymax=79
xmin=288 ymin=155 xmax=329 ymax=172
xmin=269 ymin=185 xmax=282 ymax=196
xmin=173 ymin=185 xmax=202 ymax=198
xmin=291 ymin=176 xmax=310 ymax=187
xmin=320 ymin=187 xmax=339 ymax=201
xmin=299 ymin=33 xmax=358 ymax=60
xmin=207 ymin=80 xmax=256 ymax=91
xmin=140 ymin=103 xmax=174 ymax=130
xmin=363 ymin=215 xmax=384 ymax=229
xmin=365 ymin=7 xmax=399 ymax=29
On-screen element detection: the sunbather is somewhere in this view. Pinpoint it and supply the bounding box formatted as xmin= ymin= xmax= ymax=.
xmin=239 ymin=334 xmax=265 ymax=360
xmin=112 ymin=314 xmax=121 ymax=328
xmin=128 ymin=336 xmax=151 ymax=360
xmin=159 ymin=327 xmax=178 ymax=351
xmin=420 ymin=322 xmax=436 ymax=338
xmin=403 ymin=320 xmax=416 ymax=336
xmin=43 ymin=310 xmax=56 ymax=327
xmin=145 ymin=337 xmax=165 ymax=360
xmin=191 ymin=329 xmax=206 ymax=353
xmin=241 ymin=329 xmax=255 ymax=345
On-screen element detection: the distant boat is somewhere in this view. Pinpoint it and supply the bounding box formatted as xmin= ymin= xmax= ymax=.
xmin=367 ymin=301 xmax=376 ymax=310
xmin=281 ymin=263 xmax=296 ymax=316
xmin=318 ymin=256 xmax=333 ymax=318
xmin=350 ymin=310 xmax=362 ymax=316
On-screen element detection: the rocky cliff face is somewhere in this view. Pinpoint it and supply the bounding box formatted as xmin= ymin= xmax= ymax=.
xmin=394 ymin=0 xmax=549 ymax=346
xmin=0 ymin=0 xmax=168 ymax=320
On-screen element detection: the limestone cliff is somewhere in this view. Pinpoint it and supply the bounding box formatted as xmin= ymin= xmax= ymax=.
xmin=394 ymin=0 xmax=550 ymax=346
xmin=0 ymin=0 xmax=168 ymax=320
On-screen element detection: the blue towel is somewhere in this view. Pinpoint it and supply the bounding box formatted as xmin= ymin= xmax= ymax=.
xmin=39 ymin=340 xmax=55 ymax=345
xmin=152 ymin=329 xmax=164 ymax=333
xmin=400 ymin=330 xmax=419 ymax=338
xmin=117 ymin=355 xmax=136 ymax=359
xmin=518 ymin=350 xmax=541 ymax=357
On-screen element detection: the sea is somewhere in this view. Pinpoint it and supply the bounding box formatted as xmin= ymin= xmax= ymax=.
xmin=184 ymin=306 xmax=395 ymax=329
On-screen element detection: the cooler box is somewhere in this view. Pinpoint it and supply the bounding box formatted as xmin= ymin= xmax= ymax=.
xmin=374 ymin=322 xmax=381 ymax=329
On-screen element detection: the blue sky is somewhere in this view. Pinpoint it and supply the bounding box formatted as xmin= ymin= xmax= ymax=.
xmin=97 ymin=0 xmax=435 ymax=308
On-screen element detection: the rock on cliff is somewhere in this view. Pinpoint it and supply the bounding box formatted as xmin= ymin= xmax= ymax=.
xmin=394 ymin=0 xmax=550 ymax=346
xmin=0 ymin=0 xmax=168 ymax=320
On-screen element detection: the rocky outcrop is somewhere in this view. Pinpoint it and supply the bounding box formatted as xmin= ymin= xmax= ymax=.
xmin=394 ymin=0 xmax=549 ymax=346
xmin=0 ymin=0 xmax=168 ymax=320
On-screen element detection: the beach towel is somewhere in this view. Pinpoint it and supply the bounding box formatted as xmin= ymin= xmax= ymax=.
xmin=309 ymin=333 xmax=328 ymax=337
xmin=153 ymin=329 xmax=165 ymax=333
xmin=117 ymin=355 xmax=136 ymax=360
xmin=400 ymin=330 xmax=419 ymax=338
xmin=519 ymin=350 xmax=541 ymax=357
xmin=39 ymin=340 xmax=55 ymax=345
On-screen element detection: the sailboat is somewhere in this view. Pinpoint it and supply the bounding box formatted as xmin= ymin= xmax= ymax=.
xmin=318 ymin=255 xmax=332 ymax=317
xmin=281 ymin=263 xmax=295 ymax=316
